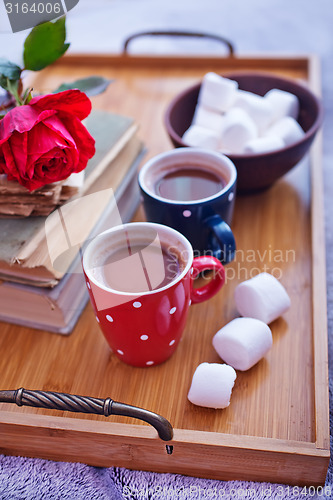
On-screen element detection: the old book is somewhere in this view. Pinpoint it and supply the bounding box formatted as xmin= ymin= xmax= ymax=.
xmin=0 ymin=110 xmax=140 ymax=287
xmin=0 ymin=177 xmax=67 ymax=217
xmin=0 ymin=144 xmax=145 ymax=334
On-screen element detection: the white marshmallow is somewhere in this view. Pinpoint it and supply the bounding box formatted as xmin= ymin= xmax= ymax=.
xmin=212 ymin=318 xmax=273 ymax=371
xmin=265 ymin=88 xmax=300 ymax=123
xmin=182 ymin=124 xmax=220 ymax=150
xmin=264 ymin=116 xmax=305 ymax=147
xmin=233 ymin=90 xmax=274 ymax=134
xmin=220 ymin=107 xmax=258 ymax=154
xmin=187 ymin=362 xmax=237 ymax=409
xmin=198 ymin=72 xmax=238 ymax=113
xmin=192 ymin=104 xmax=224 ymax=134
xmin=234 ymin=272 xmax=291 ymax=324
xmin=243 ymin=136 xmax=285 ymax=154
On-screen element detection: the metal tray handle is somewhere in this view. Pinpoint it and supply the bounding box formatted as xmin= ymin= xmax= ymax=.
xmin=0 ymin=388 xmax=174 ymax=454
xmin=122 ymin=30 xmax=234 ymax=56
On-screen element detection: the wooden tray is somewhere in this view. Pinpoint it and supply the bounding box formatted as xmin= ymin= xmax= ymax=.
xmin=0 ymin=51 xmax=329 ymax=486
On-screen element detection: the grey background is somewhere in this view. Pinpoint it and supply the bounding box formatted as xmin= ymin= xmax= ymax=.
xmin=64 ymin=0 xmax=79 ymax=11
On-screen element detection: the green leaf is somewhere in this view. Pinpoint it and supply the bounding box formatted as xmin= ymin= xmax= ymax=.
xmin=54 ymin=76 xmax=113 ymax=97
xmin=0 ymin=59 xmax=22 ymax=81
xmin=0 ymin=76 xmax=17 ymax=93
xmin=23 ymin=17 xmax=70 ymax=72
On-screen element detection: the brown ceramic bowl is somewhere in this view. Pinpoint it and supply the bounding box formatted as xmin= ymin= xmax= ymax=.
xmin=164 ymin=72 xmax=323 ymax=193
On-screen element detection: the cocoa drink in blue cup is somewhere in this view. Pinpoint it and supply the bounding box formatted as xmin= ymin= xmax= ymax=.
xmin=139 ymin=148 xmax=237 ymax=264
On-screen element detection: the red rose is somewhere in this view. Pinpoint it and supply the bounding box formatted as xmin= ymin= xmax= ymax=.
xmin=0 ymin=89 xmax=95 ymax=192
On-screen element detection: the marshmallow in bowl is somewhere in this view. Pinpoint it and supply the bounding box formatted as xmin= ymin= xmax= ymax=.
xmin=182 ymin=124 xmax=221 ymax=150
xmin=219 ymin=107 xmax=258 ymax=153
xmin=198 ymin=72 xmax=238 ymax=113
xmin=234 ymin=272 xmax=291 ymax=324
xmin=212 ymin=318 xmax=273 ymax=371
xmin=243 ymin=135 xmax=285 ymax=154
xmin=265 ymin=88 xmax=300 ymax=122
xmin=233 ymin=89 xmax=274 ymax=135
xmin=264 ymin=116 xmax=305 ymax=147
xmin=187 ymin=362 xmax=237 ymax=409
xmin=192 ymin=104 xmax=225 ymax=134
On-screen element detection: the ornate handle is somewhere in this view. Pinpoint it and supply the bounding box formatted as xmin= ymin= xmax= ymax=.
xmin=0 ymin=388 xmax=173 ymax=454
xmin=122 ymin=30 xmax=234 ymax=56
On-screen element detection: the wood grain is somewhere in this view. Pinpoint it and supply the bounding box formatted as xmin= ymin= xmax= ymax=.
xmin=0 ymin=54 xmax=329 ymax=486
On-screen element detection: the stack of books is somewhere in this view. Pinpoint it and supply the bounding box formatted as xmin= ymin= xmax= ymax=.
xmin=0 ymin=110 xmax=145 ymax=334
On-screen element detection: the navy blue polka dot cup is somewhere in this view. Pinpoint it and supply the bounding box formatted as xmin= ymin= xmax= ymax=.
xmin=139 ymin=148 xmax=237 ymax=264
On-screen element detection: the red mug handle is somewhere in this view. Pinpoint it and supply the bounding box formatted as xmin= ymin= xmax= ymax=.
xmin=190 ymin=256 xmax=225 ymax=304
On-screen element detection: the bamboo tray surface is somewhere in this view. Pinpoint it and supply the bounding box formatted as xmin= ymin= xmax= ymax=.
xmin=0 ymin=53 xmax=329 ymax=486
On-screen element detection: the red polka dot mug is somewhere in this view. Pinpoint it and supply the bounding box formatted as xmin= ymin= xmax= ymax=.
xmin=83 ymin=222 xmax=225 ymax=367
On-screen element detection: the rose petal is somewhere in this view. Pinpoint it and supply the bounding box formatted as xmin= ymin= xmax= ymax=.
xmin=1 ymin=142 xmax=18 ymax=181
xmin=0 ymin=90 xmax=95 ymax=191
xmin=29 ymin=148 xmax=75 ymax=190
xmin=30 ymin=90 xmax=92 ymax=121
xmin=22 ymin=153 xmax=64 ymax=191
